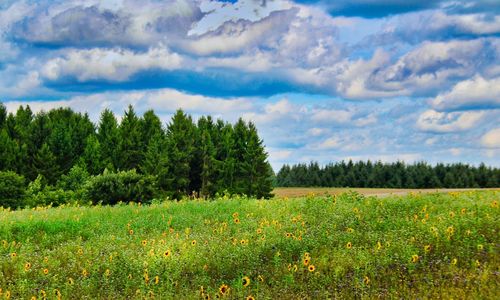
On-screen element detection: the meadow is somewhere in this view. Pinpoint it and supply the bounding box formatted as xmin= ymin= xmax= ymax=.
xmin=0 ymin=191 xmax=499 ymax=299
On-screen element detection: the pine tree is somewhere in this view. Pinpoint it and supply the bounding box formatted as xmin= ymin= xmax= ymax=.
xmin=81 ymin=135 xmax=103 ymax=175
xmin=165 ymin=109 xmax=196 ymax=199
xmin=117 ymin=105 xmax=143 ymax=170
xmin=140 ymin=133 xmax=169 ymax=192
xmin=0 ymin=129 xmax=17 ymax=171
xmin=200 ymin=128 xmax=217 ymax=198
xmin=97 ymin=109 xmax=120 ymax=171
xmin=0 ymin=103 xmax=6 ymax=129
xmin=216 ymin=122 xmax=235 ymax=194
xmin=32 ymin=143 xmax=60 ymax=185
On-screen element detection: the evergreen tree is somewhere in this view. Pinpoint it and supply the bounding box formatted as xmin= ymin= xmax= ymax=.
xmin=0 ymin=129 xmax=17 ymax=171
xmin=81 ymin=135 xmax=103 ymax=175
xmin=0 ymin=103 xmax=6 ymax=129
xmin=97 ymin=109 xmax=120 ymax=170
xmin=140 ymin=133 xmax=169 ymax=192
xmin=32 ymin=143 xmax=59 ymax=185
xmin=117 ymin=105 xmax=143 ymax=170
xmin=165 ymin=109 xmax=196 ymax=199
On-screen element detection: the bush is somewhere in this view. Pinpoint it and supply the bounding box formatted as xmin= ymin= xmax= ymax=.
xmin=83 ymin=170 xmax=157 ymax=205
xmin=25 ymin=175 xmax=77 ymax=207
xmin=0 ymin=171 xmax=26 ymax=208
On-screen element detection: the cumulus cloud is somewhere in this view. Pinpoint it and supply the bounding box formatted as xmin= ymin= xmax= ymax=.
xmin=416 ymin=110 xmax=486 ymax=133
xmin=431 ymin=76 xmax=500 ymax=111
xmin=481 ymin=128 xmax=500 ymax=148
xmin=41 ymin=46 xmax=183 ymax=82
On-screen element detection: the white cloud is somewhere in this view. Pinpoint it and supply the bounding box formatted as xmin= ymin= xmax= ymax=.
xmin=41 ymin=46 xmax=183 ymax=82
xmin=481 ymin=128 xmax=500 ymax=148
xmin=416 ymin=109 xmax=486 ymax=133
xmin=431 ymin=76 xmax=500 ymax=111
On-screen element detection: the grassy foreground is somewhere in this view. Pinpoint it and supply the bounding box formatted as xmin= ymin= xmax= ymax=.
xmin=0 ymin=191 xmax=499 ymax=299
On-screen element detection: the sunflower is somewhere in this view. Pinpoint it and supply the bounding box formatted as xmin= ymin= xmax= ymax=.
xmin=10 ymin=252 xmax=16 ymax=258
xmin=477 ymin=244 xmax=484 ymax=250
xmin=424 ymin=245 xmax=431 ymax=252
xmin=242 ymin=276 xmax=251 ymax=287
xmin=256 ymin=228 xmax=262 ymax=234
xmin=232 ymin=212 xmax=239 ymax=218
xmin=24 ymin=262 xmax=32 ymax=271
xmin=246 ymin=296 xmax=255 ymax=300
xmin=191 ymin=240 xmax=197 ymax=246
xmin=234 ymin=218 xmax=240 ymax=224
xmin=129 ymin=229 xmax=134 ymax=235
xmin=155 ymin=276 xmax=159 ymax=284
xmin=68 ymin=277 xmax=74 ymax=285
xmin=202 ymin=293 xmax=211 ymax=300
xmin=142 ymin=240 xmax=147 ymax=246
xmin=43 ymin=268 xmax=49 ymax=275
xmin=30 ymin=296 xmax=36 ymax=300
xmin=258 ymin=275 xmax=264 ymax=282
xmin=451 ymin=258 xmax=458 ymax=265
xmin=376 ymin=241 xmax=382 ymax=250
xmin=128 ymin=274 xmax=133 ymax=280
xmin=449 ymin=211 xmax=455 ymax=218
xmin=303 ymin=258 xmax=310 ymax=266
xmin=308 ymin=265 xmax=316 ymax=272
xmin=346 ymin=242 xmax=352 ymax=249
xmin=240 ymin=239 xmax=248 ymax=245
xmin=285 ymin=232 xmax=292 ymax=238
xmin=461 ymin=208 xmax=466 ymax=214
xmin=164 ymin=250 xmax=171 ymax=258
xmin=304 ymin=252 xmax=311 ymax=259
xmin=77 ymin=248 xmax=83 ymax=255
xmin=104 ymin=269 xmax=111 ymax=277
xmin=82 ymin=269 xmax=88 ymax=277
xmin=346 ymin=228 xmax=354 ymax=233
xmin=411 ymin=254 xmax=419 ymax=263
xmin=5 ymin=291 xmax=11 ymax=299
xmin=363 ymin=276 xmax=370 ymax=285
xmin=218 ymin=284 xmax=229 ymax=295
xmin=446 ymin=226 xmax=454 ymax=235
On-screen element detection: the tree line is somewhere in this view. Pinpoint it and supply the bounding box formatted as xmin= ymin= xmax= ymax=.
xmin=277 ymin=161 xmax=500 ymax=188
xmin=0 ymin=103 xmax=274 ymax=207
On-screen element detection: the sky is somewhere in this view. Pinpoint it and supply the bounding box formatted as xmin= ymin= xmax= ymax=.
xmin=1 ymin=0 xmax=499 ymax=170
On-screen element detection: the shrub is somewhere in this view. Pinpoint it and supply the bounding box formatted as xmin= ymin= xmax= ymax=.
xmin=0 ymin=171 xmax=26 ymax=208
xmin=25 ymin=175 xmax=77 ymax=207
xmin=83 ymin=170 xmax=157 ymax=205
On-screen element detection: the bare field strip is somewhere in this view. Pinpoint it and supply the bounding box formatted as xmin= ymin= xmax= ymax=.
xmin=273 ymin=187 xmax=500 ymax=198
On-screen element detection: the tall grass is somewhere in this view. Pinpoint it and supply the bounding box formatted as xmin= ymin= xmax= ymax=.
xmin=1 ymin=191 xmax=498 ymax=299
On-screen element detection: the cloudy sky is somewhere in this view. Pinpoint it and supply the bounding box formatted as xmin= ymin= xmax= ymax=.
xmin=1 ymin=0 xmax=499 ymax=169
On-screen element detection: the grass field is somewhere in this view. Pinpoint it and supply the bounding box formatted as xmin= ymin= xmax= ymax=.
xmin=0 ymin=191 xmax=499 ymax=299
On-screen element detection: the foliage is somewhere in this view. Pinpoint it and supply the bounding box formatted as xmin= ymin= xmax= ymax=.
xmin=0 ymin=171 xmax=26 ymax=208
xmin=83 ymin=170 xmax=157 ymax=205
xmin=277 ymin=161 xmax=500 ymax=188
xmin=0 ymin=191 xmax=498 ymax=298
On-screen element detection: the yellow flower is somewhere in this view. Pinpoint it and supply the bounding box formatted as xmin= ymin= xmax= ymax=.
xmin=163 ymin=250 xmax=171 ymax=258
xmin=246 ymin=296 xmax=255 ymax=300
xmin=449 ymin=211 xmax=455 ymax=218
xmin=308 ymin=265 xmax=316 ymax=272
xmin=376 ymin=241 xmax=383 ymax=250
xmin=10 ymin=252 xmax=16 ymax=258
xmin=411 ymin=254 xmax=419 ymax=263
xmin=242 ymin=276 xmax=250 ymax=287
xmin=24 ymin=262 xmax=32 ymax=271
xmin=424 ymin=245 xmax=431 ymax=252
xmin=363 ymin=276 xmax=370 ymax=285
xmin=232 ymin=212 xmax=239 ymax=218
xmin=82 ymin=269 xmax=88 ymax=277
xmin=475 ymin=260 xmax=481 ymax=267
xmin=43 ymin=268 xmax=49 ymax=275
xmin=68 ymin=277 xmax=74 ymax=285
xmin=219 ymin=284 xmax=229 ymax=295
xmin=5 ymin=291 xmax=11 ymax=299
xmin=154 ymin=276 xmax=159 ymax=284
xmin=77 ymin=248 xmax=83 ymax=255
xmin=240 ymin=239 xmax=248 ymax=245
xmin=491 ymin=200 xmax=498 ymax=208
xmin=129 ymin=229 xmax=134 ymax=235
xmin=234 ymin=218 xmax=240 ymax=224
xmin=451 ymin=258 xmax=458 ymax=265
xmin=293 ymin=264 xmax=298 ymax=272
xmin=303 ymin=258 xmax=310 ymax=266
xmin=285 ymin=232 xmax=292 ymax=238
xmin=31 ymin=296 xmax=37 ymax=300
xmin=304 ymin=252 xmax=311 ymax=259
xmin=446 ymin=226 xmax=454 ymax=235
xmin=477 ymin=244 xmax=484 ymax=250
xmin=104 ymin=269 xmax=111 ymax=277
xmin=461 ymin=208 xmax=466 ymax=214
xmin=346 ymin=228 xmax=354 ymax=233
xmin=258 ymin=275 xmax=264 ymax=282
xmin=142 ymin=240 xmax=147 ymax=246
xmin=346 ymin=242 xmax=352 ymax=249
xmin=256 ymin=228 xmax=262 ymax=234
xmin=191 ymin=240 xmax=197 ymax=246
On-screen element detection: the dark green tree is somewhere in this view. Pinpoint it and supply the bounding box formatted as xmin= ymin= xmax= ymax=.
xmin=117 ymin=105 xmax=143 ymax=170
xmin=97 ymin=109 xmax=120 ymax=170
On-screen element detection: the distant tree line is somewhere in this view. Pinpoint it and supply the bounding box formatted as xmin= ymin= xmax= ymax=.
xmin=277 ymin=161 xmax=500 ymax=188
xmin=0 ymin=103 xmax=274 ymax=208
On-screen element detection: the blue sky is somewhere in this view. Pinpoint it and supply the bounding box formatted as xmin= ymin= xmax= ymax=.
xmin=1 ymin=0 xmax=499 ymax=170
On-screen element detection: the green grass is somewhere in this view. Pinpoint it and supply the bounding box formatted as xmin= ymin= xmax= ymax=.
xmin=1 ymin=191 xmax=499 ymax=299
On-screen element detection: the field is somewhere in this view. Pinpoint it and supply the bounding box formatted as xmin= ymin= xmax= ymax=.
xmin=0 ymin=191 xmax=499 ymax=299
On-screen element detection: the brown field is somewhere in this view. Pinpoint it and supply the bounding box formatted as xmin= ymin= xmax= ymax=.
xmin=273 ymin=187 xmax=500 ymax=198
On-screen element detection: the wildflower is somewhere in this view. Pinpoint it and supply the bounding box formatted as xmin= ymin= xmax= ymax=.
xmin=258 ymin=275 xmax=264 ymax=282
xmin=144 ymin=272 xmax=150 ymax=284
xmin=219 ymin=284 xmax=229 ymax=295
xmin=155 ymin=276 xmax=159 ymax=284
xmin=346 ymin=242 xmax=352 ymax=249
xmin=491 ymin=200 xmax=498 ymax=208
xmin=285 ymin=232 xmax=292 ymax=238
xmin=10 ymin=252 xmax=16 ymax=258
xmin=77 ymin=248 xmax=83 ymax=255
xmin=43 ymin=268 xmax=49 ymax=275
xmin=377 ymin=241 xmax=382 ymax=250
xmin=128 ymin=274 xmax=133 ymax=279
xmin=24 ymin=262 xmax=32 ymax=271
xmin=31 ymin=297 xmax=37 ymax=300
xmin=363 ymin=276 xmax=370 ymax=285
xmin=240 ymin=239 xmax=248 ymax=245
xmin=346 ymin=228 xmax=354 ymax=233
xmin=461 ymin=208 xmax=466 ymax=214
xmin=477 ymin=244 xmax=484 ymax=250
xmin=475 ymin=260 xmax=481 ymax=267
xmin=246 ymin=296 xmax=255 ymax=300
xmin=303 ymin=258 xmax=310 ymax=266
xmin=242 ymin=276 xmax=250 ymax=287
xmin=449 ymin=211 xmax=455 ymax=218
xmin=411 ymin=254 xmax=419 ymax=263
xmin=163 ymin=250 xmax=171 ymax=257
xmin=293 ymin=264 xmax=298 ymax=272
xmin=232 ymin=212 xmax=239 ymax=218
xmin=451 ymin=258 xmax=458 ymax=265
xmin=256 ymin=228 xmax=262 ymax=234
xmin=82 ymin=269 xmax=88 ymax=277
xmin=5 ymin=291 xmax=11 ymax=299
xmin=308 ymin=265 xmax=316 ymax=272
xmin=191 ymin=240 xmax=197 ymax=246
xmin=234 ymin=218 xmax=240 ymax=224
xmin=54 ymin=289 xmax=61 ymax=299
xmin=105 ymin=269 xmax=111 ymax=277
xmin=129 ymin=229 xmax=134 ymax=235
xmin=142 ymin=240 xmax=147 ymax=246
xmin=446 ymin=226 xmax=454 ymax=235
xmin=68 ymin=277 xmax=74 ymax=285
xmin=424 ymin=245 xmax=431 ymax=252
xmin=304 ymin=252 xmax=311 ymax=259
